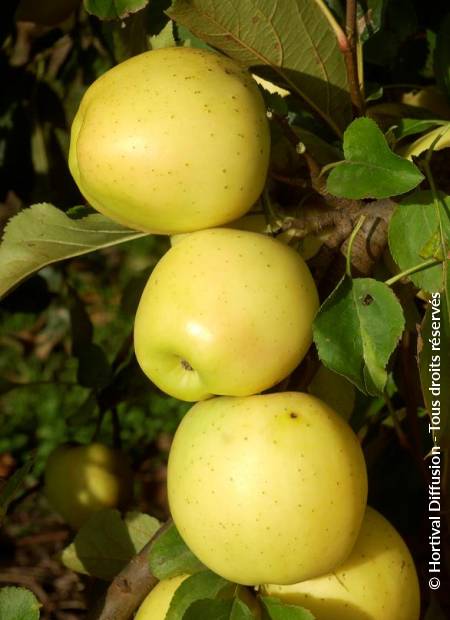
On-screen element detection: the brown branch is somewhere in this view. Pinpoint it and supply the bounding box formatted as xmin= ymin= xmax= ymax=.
xmin=284 ymin=199 xmax=395 ymax=276
xmin=91 ymin=520 xmax=172 ymax=620
xmin=340 ymin=0 xmax=365 ymax=115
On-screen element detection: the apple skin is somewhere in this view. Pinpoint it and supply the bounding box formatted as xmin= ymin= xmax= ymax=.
xmin=16 ymin=0 xmax=80 ymax=25
xmin=171 ymin=214 xmax=323 ymax=260
xmin=167 ymin=392 xmax=368 ymax=585
xmin=308 ymin=365 xmax=356 ymax=421
xmin=69 ymin=48 xmax=270 ymax=234
xmin=134 ymin=228 xmax=319 ymax=401
xmin=44 ymin=443 xmax=133 ymax=529
xmin=135 ymin=575 xmax=188 ymax=620
xmin=262 ymin=506 xmax=420 ymax=620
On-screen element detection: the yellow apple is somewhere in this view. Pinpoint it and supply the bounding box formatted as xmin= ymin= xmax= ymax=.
xmin=401 ymin=86 xmax=450 ymax=118
xmin=135 ymin=575 xmax=188 ymax=620
xmin=44 ymin=443 xmax=133 ymax=528
xmin=16 ymin=0 xmax=80 ymax=25
xmin=134 ymin=229 xmax=319 ymax=401
xmin=171 ymin=215 xmax=323 ymax=260
xmin=308 ymin=365 xmax=356 ymax=421
xmin=263 ymin=506 xmax=420 ymax=620
xmin=69 ymin=48 xmax=270 ymax=234
xmin=167 ymin=392 xmax=368 ymax=585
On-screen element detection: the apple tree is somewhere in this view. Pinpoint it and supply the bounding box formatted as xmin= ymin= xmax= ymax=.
xmin=0 ymin=1 xmax=449 ymax=619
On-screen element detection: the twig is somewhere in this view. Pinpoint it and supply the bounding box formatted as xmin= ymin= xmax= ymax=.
xmin=345 ymin=215 xmax=366 ymax=277
xmin=343 ymin=0 xmax=365 ymax=114
xmin=92 ymin=520 xmax=172 ymax=620
xmin=385 ymin=259 xmax=441 ymax=287
xmin=383 ymin=392 xmax=411 ymax=451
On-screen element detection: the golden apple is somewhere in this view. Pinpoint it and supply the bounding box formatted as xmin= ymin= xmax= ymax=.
xmin=401 ymin=86 xmax=450 ymax=118
xmin=171 ymin=215 xmax=323 ymax=260
xmin=44 ymin=443 xmax=133 ymax=528
xmin=308 ymin=365 xmax=356 ymax=421
xmin=263 ymin=506 xmax=420 ymax=620
xmin=134 ymin=229 xmax=319 ymax=401
xmin=135 ymin=575 xmax=188 ymax=620
xmin=167 ymin=392 xmax=368 ymax=585
xmin=69 ymin=48 xmax=270 ymax=234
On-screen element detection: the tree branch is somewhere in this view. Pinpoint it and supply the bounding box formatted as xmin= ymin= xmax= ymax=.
xmin=91 ymin=519 xmax=172 ymax=620
xmin=341 ymin=0 xmax=365 ymax=114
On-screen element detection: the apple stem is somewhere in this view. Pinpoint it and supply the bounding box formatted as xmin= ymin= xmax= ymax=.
xmin=181 ymin=359 xmax=194 ymax=371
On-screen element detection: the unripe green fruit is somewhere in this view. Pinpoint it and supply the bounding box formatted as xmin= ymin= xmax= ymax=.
xmin=168 ymin=392 xmax=368 ymax=585
xmin=44 ymin=443 xmax=133 ymax=528
xmin=69 ymin=48 xmax=270 ymax=234
xmin=308 ymin=365 xmax=356 ymax=421
xmin=263 ymin=507 xmax=420 ymax=620
xmin=135 ymin=575 xmax=188 ymax=620
xmin=134 ymin=229 xmax=319 ymax=401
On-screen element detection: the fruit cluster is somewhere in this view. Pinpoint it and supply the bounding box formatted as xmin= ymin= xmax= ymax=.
xmin=64 ymin=47 xmax=421 ymax=619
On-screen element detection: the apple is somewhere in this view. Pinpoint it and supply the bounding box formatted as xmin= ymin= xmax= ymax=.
xmin=401 ymin=86 xmax=450 ymax=118
xmin=262 ymin=506 xmax=420 ymax=620
xmin=167 ymin=392 xmax=368 ymax=585
xmin=308 ymin=365 xmax=356 ymax=421
xmin=171 ymin=214 xmax=323 ymax=260
xmin=134 ymin=228 xmax=319 ymax=401
xmin=135 ymin=575 xmax=188 ymax=620
xmin=44 ymin=443 xmax=133 ymax=528
xmin=16 ymin=0 xmax=80 ymax=26
xmin=69 ymin=48 xmax=270 ymax=234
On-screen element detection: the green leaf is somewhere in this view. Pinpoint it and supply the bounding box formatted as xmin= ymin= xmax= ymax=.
xmin=0 ymin=587 xmax=40 ymax=620
xmin=0 ymin=460 xmax=33 ymax=523
xmin=68 ymin=288 xmax=93 ymax=358
xmin=183 ymin=599 xmax=233 ymax=620
xmin=166 ymin=571 xmax=230 ymax=620
xmin=167 ymin=0 xmax=351 ymax=135
xmin=313 ymin=276 xmax=405 ymax=395
xmin=177 ymin=24 xmax=213 ymax=50
xmin=388 ymin=191 xmax=450 ymax=292
xmin=76 ymin=343 xmax=113 ymax=389
xmin=0 ymin=204 xmax=147 ymax=301
xmin=83 ymin=0 xmax=149 ymax=20
xmin=182 ymin=597 xmax=254 ymax=620
xmin=398 ymin=124 xmax=450 ymax=160
xmin=150 ymin=21 xmax=176 ymax=49
xmin=357 ymin=0 xmax=385 ymax=43
xmin=149 ymin=522 xmax=206 ymax=580
xmin=326 ymin=118 xmax=424 ymax=199
xmin=418 ymin=284 xmax=450 ymax=447
xmin=230 ymin=599 xmax=255 ymax=620
xmin=261 ymin=596 xmax=315 ymax=620
xmin=420 ymin=229 xmax=445 ymax=262
xmin=62 ymin=510 xmax=160 ymax=580
xmin=394 ymin=119 xmax=448 ymax=141
xmin=434 ymin=13 xmax=450 ymax=102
